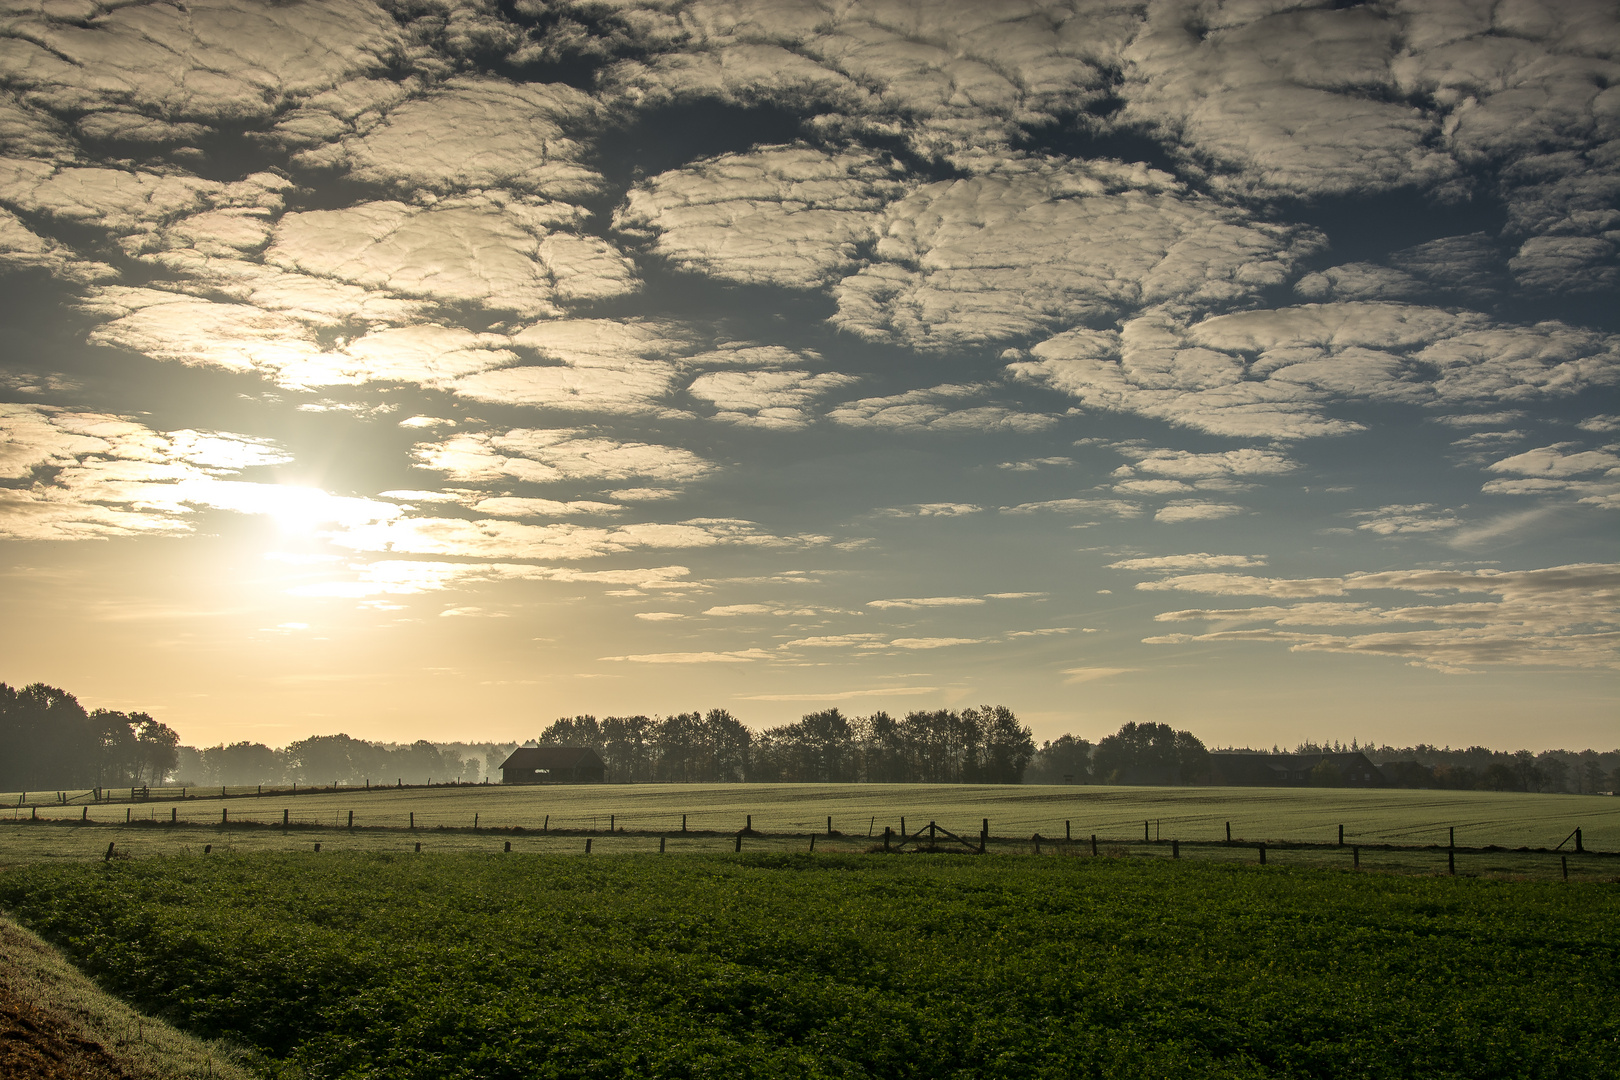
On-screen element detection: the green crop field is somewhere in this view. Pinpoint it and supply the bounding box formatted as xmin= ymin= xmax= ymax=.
xmin=8 ymin=782 xmax=1619 ymax=850
xmin=1 ymin=852 xmax=1616 ymax=1080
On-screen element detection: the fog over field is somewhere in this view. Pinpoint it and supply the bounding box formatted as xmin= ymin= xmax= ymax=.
xmin=0 ymin=0 xmax=1616 ymax=749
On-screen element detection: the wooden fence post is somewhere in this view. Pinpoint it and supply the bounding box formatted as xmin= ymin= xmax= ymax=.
xmin=544 ymin=815 xmax=549 ymax=832
xmin=1562 ymin=855 xmax=1568 ymax=880
xmin=104 ymin=842 xmax=115 ymax=861
xmin=1091 ymin=834 xmax=1098 ymax=857
xmin=746 ymin=814 xmax=752 ymax=832
xmin=204 ymin=844 xmax=211 ymax=853
xmin=901 ymin=816 xmax=906 ymax=836
xmin=313 ymin=843 xmax=320 ymax=852
xmin=81 ymin=806 xmax=86 ymax=821
xmin=1066 ymin=820 xmax=1071 ymax=841
xmin=171 ymin=808 xmax=176 ymax=824
xmin=1225 ymin=821 xmax=1231 ymax=843
xmin=1258 ymin=843 xmax=1266 ymax=865
xmin=1172 ymin=839 xmax=1180 ymax=859
xmin=410 ymin=812 xmax=415 ymax=830
xmin=810 ymin=835 xmax=816 ymax=852
xmin=474 ymin=813 xmax=479 ymax=830
xmin=123 ymin=808 xmax=128 ymax=823
xmin=1575 ymin=828 xmax=1584 ymax=853
xmin=1448 ymin=826 xmax=1454 ymax=850
xmin=1338 ymin=824 xmax=1344 ymax=846
xmin=1144 ymin=821 xmax=1150 ymax=842
xmin=1353 ymin=846 xmax=1360 ymax=869
xmin=1448 ymin=849 xmax=1455 ymax=875
xmin=414 ymin=842 xmax=421 ymax=853
xmin=504 ymin=840 xmax=511 ymax=852
xmin=734 ymin=835 xmax=742 ymax=853
xmin=348 ymin=810 xmax=353 ymax=830
xmin=827 ymin=815 xmax=833 ymax=836
xmin=221 ymin=808 xmax=227 ymax=824
xmin=585 ymin=838 xmax=592 ymax=854
xmin=883 ymin=826 xmax=892 ymax=851
xmin=659 ymin=837 xmax=666 ymax=854
xmin=610 ymin=814 xmax=614 ymax=832
xmin=682 ymin=813 xmax=687 ymax=832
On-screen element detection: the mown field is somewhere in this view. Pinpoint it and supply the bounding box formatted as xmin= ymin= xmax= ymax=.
xmin=1 ymin=851 xmax=1616 ymax=1080
xmin=9 ymin=782 xmax=1619 ymax=850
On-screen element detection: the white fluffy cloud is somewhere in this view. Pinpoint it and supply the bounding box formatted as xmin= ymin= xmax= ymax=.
xmin=266 ymin=197 xmax=637 ymax=318
xmin=1141 ymin=562 xmax=1620 ymax=672
xmin=834 ymin=160 xmax=1318 ymax=352
xmin=686 ymin=369 xmax=859 ymax=428
xmin=616 ymin=145 xmax=908 ymax=289
xmin=294 ymin=78 xmax=604 ymax=200
xmin=0 ymin=402 xmax=411 ymax=541
xmin=828 ymin=384 xmax=1055 ymax=433
xmin=414 ymin=429 xmax=713 ymax=488
xmin=1014 ymin=302 xmax=1620 ymax=440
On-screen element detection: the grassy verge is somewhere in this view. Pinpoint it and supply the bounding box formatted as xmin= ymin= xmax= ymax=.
xmin=0 ymin=908 xmax=259 ymax=1079
xmin=2 ymin=851 xmax=1616 ymax=1079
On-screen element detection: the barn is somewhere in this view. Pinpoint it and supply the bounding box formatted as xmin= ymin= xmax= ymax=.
xmin=499 ymin=746 xmax=607 ymax=784
xmin=1207 ymin=751 xmax=1385 ymax=787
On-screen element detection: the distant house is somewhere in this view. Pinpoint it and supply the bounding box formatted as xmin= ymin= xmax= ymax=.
xmin=499 ymin=746 xmax=607 ymax=784
xmin=1207 ymin=751 xmax=1385 ymax=788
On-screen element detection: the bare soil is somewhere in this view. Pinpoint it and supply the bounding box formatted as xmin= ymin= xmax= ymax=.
xmin=0 ymin=979 xmax=149 ymax=1080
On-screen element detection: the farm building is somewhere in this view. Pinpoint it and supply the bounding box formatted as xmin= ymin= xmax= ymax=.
xmin=499 ymin=746 xmax=607 ymax=784
xmin=1206 ymin=751 xmax=1385 ymax=787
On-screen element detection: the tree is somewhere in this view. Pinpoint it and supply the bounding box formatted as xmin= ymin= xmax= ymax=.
xmin=1309 ymin=758 xmax=1343 ymax=787
xmin=201 ymin=742 xmax=280 ymax=785
xmin=971 ymin=705 xmax=1035 ymax=784
xmin=131 ymin=715 xmax=180 ymax=785
xmin=1026 ymin=734 xmax=1093 ymax=784
xmin=601 ymin=715 xmax=654 ymax=783
xmin=1093 ymin=722 xmax=1206 ymax=785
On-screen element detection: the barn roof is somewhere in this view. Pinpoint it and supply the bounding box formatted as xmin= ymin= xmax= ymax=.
xmin=499 ymin=746 xmax=604 ymax=771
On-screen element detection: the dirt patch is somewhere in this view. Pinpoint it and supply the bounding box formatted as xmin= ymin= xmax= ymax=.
xmin=0 ymin=980 xmax=148 ymax=1080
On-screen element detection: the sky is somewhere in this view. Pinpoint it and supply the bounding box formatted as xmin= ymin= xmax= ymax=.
xmin=0 ymin=0 xmax=1616 ymax=753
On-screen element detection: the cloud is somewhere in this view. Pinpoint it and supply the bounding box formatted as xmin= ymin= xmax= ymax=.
xmin=446 ymin=319 xmax=692 ymax=416
xmin=1352 ymin=504 xmax=1462 ymax=536
xmin=294 ymin=77 xmax=603 ymax=200
xmin=1012 ymin=303 xmax=1620 ymax=440
xmin=0 ymin=403 xmax=406 ymax=541
xmin=1139 ymin=562 xmax=1620 ymax=671
xmin=828 ymin=384 xmax=1055 ymax=433
xmin=265 ymin=197 xmax=636 ymax=319
xmin=1115 ymin=447 xmax=1298 ymax=479
xmin=600 ymin=650 xmax=775 ymax=664
xmin=325 ymin=516 xmax=827 ymax=562
xmin=634 ymin=612 xmax=687 ymax=621
xmin=1108 ymin=554 xmax=1268 ymax=572
xmin=468 ymin=497 xmax=623 ymax=518
xmin=616 ymin=145 xmax=908 ymax=289
xmin=782 ymin=634 xmax=887 ymax=649
xmin=686 ymin=370 xmax=859 ymax=429
xmin=288 ymin=559 xmax=698 ymax=599
xmin=872 ymin=637 xmax=988 ymax=650
xmin=1153 ymin=500 xmax=1244 ymax=523
xmin=1061 ymin=667 xmax=1136 ymax=685
xmin=1578 ymin=415 xmax=1620 ymax=434
xmin=833 ymin=160 xmax=1318 ymax=352
xmin=0 ymin=0 xmax=400 ymax=120
xmin=866 ymin=597 xmax=984 ymax=610
xmin=414 ymin=429 xmax=712 ymax=488
xmin=875 ymin=503 xmax=982 ymax=518
xmin=1000 ymin=498 xmax=1141 ymax=518
xmin=1488 ymin=443 xmax=1620 ymax=478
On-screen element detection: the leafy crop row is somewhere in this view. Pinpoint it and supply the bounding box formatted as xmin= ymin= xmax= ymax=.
xmin=1 ymin=853 xmax=1615 ymax=1078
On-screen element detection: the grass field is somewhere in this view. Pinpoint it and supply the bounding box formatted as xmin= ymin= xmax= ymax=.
xmin=1 ymin=851 xmax=1616 ymax=1080
xmin=8 ymin=782 xmax=1618 ymax=850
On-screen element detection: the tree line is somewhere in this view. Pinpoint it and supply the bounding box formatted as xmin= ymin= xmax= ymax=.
xmin=5 ymin=680 xmax=1617 ymax=793
xmin=534 ymin=706 xmax=1036 ymax=784
xmin=0 ymin=683 xmax=180 ymax=792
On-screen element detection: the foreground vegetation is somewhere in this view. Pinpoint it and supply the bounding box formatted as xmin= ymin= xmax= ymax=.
xmin=2 ymin=852 xmax=1616 ymax=1079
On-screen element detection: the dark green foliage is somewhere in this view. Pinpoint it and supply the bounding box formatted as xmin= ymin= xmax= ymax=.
xmin=0 ymin=681 xmax=178 ymax=790
xmin=2 ymin=855 xmax=1616 ymax=1079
